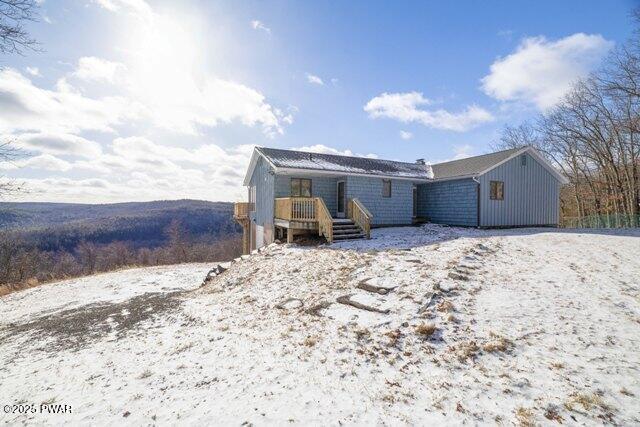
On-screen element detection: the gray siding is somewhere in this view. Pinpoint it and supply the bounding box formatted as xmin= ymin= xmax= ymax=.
xmin=250 ymin=157 xmax=275 ymax=228
xmin=345 ymin=176 xmax=414 ymax=226
xmin=417 ymin=178 xmax=478 ymax=226
xmin=274 ymin=175 xmax=338 ymax=216
xmin=479 ymin=152 xmax=560 ymax=227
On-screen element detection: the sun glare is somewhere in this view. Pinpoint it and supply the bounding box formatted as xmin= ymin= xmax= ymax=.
xmin=121 ymin=8 xmax=209 ymax=132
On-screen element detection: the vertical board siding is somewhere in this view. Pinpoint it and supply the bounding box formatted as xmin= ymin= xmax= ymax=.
xmin=345 ymin=176 xmax=414 ymax=225
xmin=479 ymin=153 xmax=560 ymax=227
xmin=249 ymin=157 xmax=275 ymax=243
xmin=417 ymin=178 xmax=478 ymax=226
xmin=274 ymin=175 xmax=338 ymax=216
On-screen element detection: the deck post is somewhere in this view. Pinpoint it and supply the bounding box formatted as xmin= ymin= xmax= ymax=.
xmin=287 ymin=229 xmax=294 ymax=243
xmin=233 ymin=202 xmax=253 ymax=255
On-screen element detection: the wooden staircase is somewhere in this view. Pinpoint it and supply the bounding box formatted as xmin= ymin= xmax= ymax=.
xmin=332 ymin=218 xmax=366 ymax=241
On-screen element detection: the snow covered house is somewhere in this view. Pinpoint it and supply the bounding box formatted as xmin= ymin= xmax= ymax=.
xmin=234 ymin=146 xmax=568 ymax=253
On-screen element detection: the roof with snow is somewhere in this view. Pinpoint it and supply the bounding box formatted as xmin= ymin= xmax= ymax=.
xmin=245 ymin=145 xmax=568 ymax=185
xmin=431 ymin=147 xmax=522 ymax=180
xmin=255 ymin=147 xmax=433 ymax=180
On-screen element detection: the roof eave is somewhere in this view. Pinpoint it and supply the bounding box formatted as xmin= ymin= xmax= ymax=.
xmin=243 ymin=147 xmax=279 ymax=186
xmin=429 ymin=174 xmax=478 ymax=182
xmin=274 ymin=167 xmax=431 ymax=182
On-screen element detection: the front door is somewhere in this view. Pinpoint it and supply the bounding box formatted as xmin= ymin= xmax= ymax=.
xmin=337 ymin=181 xmax=346 ymax=218
xmin=413 ymin=186 xmax=418 ymax=218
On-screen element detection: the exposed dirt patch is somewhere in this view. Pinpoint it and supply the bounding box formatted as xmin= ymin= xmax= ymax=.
xmin=0 ymin=291 xmax=192 ymax=353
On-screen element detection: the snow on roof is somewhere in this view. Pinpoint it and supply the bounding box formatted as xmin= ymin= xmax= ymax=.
xmin=256 ymin=147 xmax=433 ymax=180
xmin=250 ymin=145 xmax=566 ymax=184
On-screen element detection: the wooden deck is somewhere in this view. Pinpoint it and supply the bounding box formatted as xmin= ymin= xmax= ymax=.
xmin=274 ymin=197 xmax=334 ymax=242
xmin=234 ymin=197 xmax=371 ymax=250
xmin=273 ymin=197 xmax=371 ymax=243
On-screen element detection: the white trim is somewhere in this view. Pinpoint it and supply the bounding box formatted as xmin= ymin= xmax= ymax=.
xmin=242 ymin=147 xmax=278 ymax=186
xmin=477 ymin=146 xmax=569 ymax=184
xmin=242 ymin=150 xmax=260 ymax=186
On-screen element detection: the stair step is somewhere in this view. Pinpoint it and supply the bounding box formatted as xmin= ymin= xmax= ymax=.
xmin=333 ymin=233 xmax=365 ymax=240
xmin=333 ymin=228 xmax=361 ymax=235
xmin=332 ymin=219 xmax=354 ymax=224
xmin=333 ymin=224 xmax=360 ymax=230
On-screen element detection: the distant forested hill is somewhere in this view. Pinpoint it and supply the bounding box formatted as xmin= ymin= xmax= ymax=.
xmin=0 ymin=200 xmax=240 ymax=252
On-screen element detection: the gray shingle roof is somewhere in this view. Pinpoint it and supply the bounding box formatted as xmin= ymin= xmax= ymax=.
xmin=255 ymin=146 xmax=525 ymax=181
xmin=256 ymin=147 xmax=432 ymax=179
xmin=431 ymin=147 xmax=523 ymax=179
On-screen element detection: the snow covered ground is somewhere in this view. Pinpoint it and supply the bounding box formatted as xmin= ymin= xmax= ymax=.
xmin=1 ymin=225 xmax=639 ymax=425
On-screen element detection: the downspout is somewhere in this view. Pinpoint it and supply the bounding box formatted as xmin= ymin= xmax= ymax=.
xmin=472 ymin=176 xmax=481 ymax=228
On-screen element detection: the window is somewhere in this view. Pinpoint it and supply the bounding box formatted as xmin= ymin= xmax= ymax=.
xmin=290 ymin=178 xmax=312 ymax=197
xmin=490 ymin=181 xmax=504 ymax=200
xmin=521 ymin=154 xmax=527 ymax=166
xmin=382 ymin=179 xmax=392 ymax=198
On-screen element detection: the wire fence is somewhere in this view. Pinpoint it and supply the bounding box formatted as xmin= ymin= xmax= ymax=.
xmin=561 ymin=214 xmax=640 ymax=229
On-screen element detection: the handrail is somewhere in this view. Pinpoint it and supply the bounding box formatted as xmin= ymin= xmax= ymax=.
xmin=316 ymin=197 xmax=333 ymax=243
xmin=348 ymin=198 xmax=372 ymax=239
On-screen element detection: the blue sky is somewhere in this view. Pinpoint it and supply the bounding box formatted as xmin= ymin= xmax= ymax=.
xmin=0 ymin=0 xmax=636 ymax=202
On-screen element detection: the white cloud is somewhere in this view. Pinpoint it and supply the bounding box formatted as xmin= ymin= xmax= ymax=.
xmin=93 ymin=0 xmax=152 ymax=19
xmin=0 ymin=68 xmax=140 ymax=134
xmin=119 ymin=10 xmax=289 ymax=136
xmin=25 ymin=67 xmax=41 ymax=77
xmin=22 ymin=154 xmax=73 ymax=172
xmin=426 ymin=144 xmax=475 ymax=164
xmin=251 ymin=20 xmax=271 ymax=35
xmin=452 ymin=144 xmax=473 ymax=160
xmin=86 ymin=3 xmax=291 ymax=137
xmin=364 ymin=91 xmax=494 ymax=132
xmin=4 ymin=1 xmax=296 ymax=203
xmin=10 ymin=132 xmax=103 ymax=158
xmin=10 ymin=137 xmax=256 ymax=203
xmin=73 ymin=57 xmax=126 ymax=83
xmin=306 ymin=73 xmax=324 ymax=85
xmin=1 ymin=55 xmax=290 ymax=137
xmin=481 ymin=33 xmax=614 ymax=110
xmin=291 ymin=144 xmax=378 ymax=159
xmin=399 ymin=130 xmax=413 ymax=140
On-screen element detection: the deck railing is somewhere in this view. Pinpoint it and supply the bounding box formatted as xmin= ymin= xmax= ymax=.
xmin=348 ymin=198 xmax=372 ymax=239
xmin=316 ymin=198 xmax=333 ymax=243
xmin=234 ymin=202 xmax=253 ymax=219
xmin=274 ymin=197 xmax=371 ymax=242
xmin=275 ymin=197 xmax=334 ymax=242
xmin=275 ymin=197 xmax=317 ymax=221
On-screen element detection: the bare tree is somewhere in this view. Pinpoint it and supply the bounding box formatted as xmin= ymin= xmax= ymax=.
xmin=0 ymin=140 xmax=23 ymax=195
xmin=494 ymin=9 xmax=640 ymax=228
xmin=76 ymin=241 xmax=99 ymax=274
xmin=165 ymin=219 xmax=189 ymax=263
xmin=0 ymin=0 xmax=40 ymax=55
xmin=0 ymin=0 xmax=40 ymax=196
